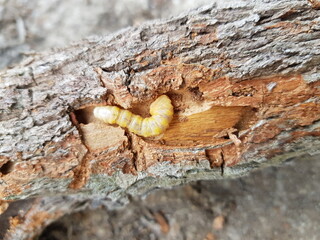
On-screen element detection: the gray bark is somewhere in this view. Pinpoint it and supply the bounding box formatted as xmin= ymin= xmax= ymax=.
xmin=0 ymin=0 xmax=320 ymax=239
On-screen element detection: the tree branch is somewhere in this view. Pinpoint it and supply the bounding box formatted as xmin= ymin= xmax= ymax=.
xmin=0 ymin=0 xmax=320 ymax=238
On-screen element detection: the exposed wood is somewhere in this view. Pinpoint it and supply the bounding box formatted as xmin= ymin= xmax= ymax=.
xmin=1 ymin=0 xmax=319 ymax=198
xmin=0 ymin=0 xmax=320 ymax=238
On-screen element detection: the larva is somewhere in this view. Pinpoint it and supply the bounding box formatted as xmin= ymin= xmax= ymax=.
xmin=94 ymin=95 xmax=173 ymax=137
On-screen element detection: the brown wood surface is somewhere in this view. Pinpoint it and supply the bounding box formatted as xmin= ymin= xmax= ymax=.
xmin=0 ymin=0 xmax=320 ymax=238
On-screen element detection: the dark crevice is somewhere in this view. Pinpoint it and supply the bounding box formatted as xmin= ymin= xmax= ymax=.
xmin=124 ymin=131 xmax=138 ymax=172
xmin=198 ymin=7 xmax=213 ymax=16
xmin=256 ymin=9 xmax=280 ymax=24
xmin=68 ymin=111 xmax=91 ymax=154
xmin=266 ymin=114 xmax=281 ymax=120
xmin=232 ymin=87 xmax=257 ymax=97
xmin=0 ymin=161 xmax=14 ymax=175
xmin=124 ymin=68 xmax=132 ymax=87
xmin=165 ymin=16 xmax=188 ymax=26
xmin=15 ymin=82 xmax=35 ymax=90
xmin=278 ymin=10 xmax=303 ymax=21
xmin=29 ymin=67 xmax=38 ymax=86
xmin=101 ymin=62 xmax=129 ymax=73
xmin=188 ymin=86 xmax=203 ymax=101
xmin=140 ymin=28 xmax=150 ymax=41
xmin=72 ymin=107 xmax=94 ymax=125
xmin=220 ymin=151 xmax=225 ymax=176
xmin=123 ymin=67 xmax=135 ymax=94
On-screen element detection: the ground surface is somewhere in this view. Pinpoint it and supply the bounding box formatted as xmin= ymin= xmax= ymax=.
xmin=38 ymin=155 xmax=320 ymax=240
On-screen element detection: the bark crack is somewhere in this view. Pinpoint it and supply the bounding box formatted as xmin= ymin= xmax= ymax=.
xmin=68 ymin=112 xmax=91 ymax=189
xmin=220 ymin=150 xmax=225 ymax=176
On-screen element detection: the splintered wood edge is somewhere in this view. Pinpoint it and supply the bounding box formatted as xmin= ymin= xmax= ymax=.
xmin=73 ymin=73 xmax=319 ymax=171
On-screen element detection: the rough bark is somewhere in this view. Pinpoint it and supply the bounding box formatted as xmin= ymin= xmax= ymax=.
xmin=0 ymin=0 xmax=320 ymax=239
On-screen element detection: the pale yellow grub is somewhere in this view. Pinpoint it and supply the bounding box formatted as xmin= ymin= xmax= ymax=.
xmin=94 ymin=95 xmax=173 ymax=137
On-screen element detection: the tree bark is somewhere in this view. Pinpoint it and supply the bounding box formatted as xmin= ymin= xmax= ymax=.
xmin=0 ymin=0 xmax=320 ymax=238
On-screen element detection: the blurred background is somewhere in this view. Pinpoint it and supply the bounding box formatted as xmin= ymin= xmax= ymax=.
xmin=1 ymin=0 xmax=319 ymax=239
xmin=0 ymin=0 xmax=211 ymax=69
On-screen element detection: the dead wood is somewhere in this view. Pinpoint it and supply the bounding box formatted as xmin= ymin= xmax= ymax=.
xmin=0 ymin=0 xmax=320 ymax=238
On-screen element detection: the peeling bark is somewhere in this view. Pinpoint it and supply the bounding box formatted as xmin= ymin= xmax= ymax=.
xmin=0 ymin=0 xmax=320 ymax=239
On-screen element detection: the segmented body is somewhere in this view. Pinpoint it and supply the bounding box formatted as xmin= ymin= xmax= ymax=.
xmin=94 ymin=95 xmax=173 ymax=137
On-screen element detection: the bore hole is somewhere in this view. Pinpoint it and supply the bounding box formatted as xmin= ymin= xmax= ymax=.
xmin=0 ymin=161 xmax=14 ymax=175
xmin=73 ymin=107 xmax=96 ymax=124
xmin=188 ymin=86 xmax=203 ymax=101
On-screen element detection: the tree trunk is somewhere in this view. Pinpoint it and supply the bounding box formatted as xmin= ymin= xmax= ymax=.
xmin=0 ymin=0 xmax=320 ymax=239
